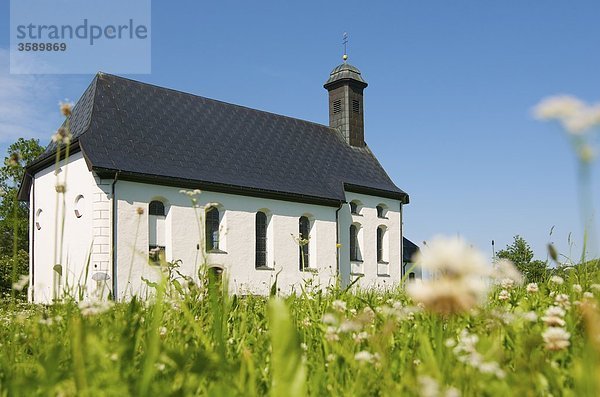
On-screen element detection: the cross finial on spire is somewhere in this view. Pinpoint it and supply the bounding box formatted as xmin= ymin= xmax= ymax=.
xmin=342 ymin=32 xmax=348 ymax=62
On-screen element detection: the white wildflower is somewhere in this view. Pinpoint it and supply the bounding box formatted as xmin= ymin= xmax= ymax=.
xmin=159 ymin=326 xmax=167 ymax=337
xmin=12 ymin=275 xmax=29 ymax=291
xmin=354 ymin=350 xmax=374 ymax=363
xmin=300 ymin=343 xmax=308 ymax=352
xmin=550 ymin=275 xmax=564 ymax=285
xmin=591 ymin=284 xmax=600 ymax=292
xmin=498 ymin=290 xmax=510 ymax=301
xmin=493 ymin=259 xmax=523 ymax=287
xmin=407 ymin=236 xmax=490 ymax=314
xmin=534 ymin=95 xmax=600 ymax=135
xmin=554 ymin=293 xmax=571 ymax=309
xmin=526 ymin=283 xmax=539 ymax=293
xmin=523 ymin=311 xmax=538 ymax=322
xmin=418 ymin=376 xmax=440 ymax=397
xmin=338 ymin=320 xmax=362 ymax=333
xmin=541 ymin=306 xmax=566 ymax=327
xmin=321 ymin=313 xmax=338 ymax=325
xmin=324 ymin=326 xmax=339 ymax=342
xmin=573 ymin=284 xmax=583 ymax=294
xmin=332 ymin=299 xmax=347 ymax=312
xmin=326 ymin=353 xmax=336 ymax=362
xmin=78 ymin=300 xmax=114 ymax=316
xmin=353 ymin=331 xmax=369 ymax=343
xmin=542 ymin=327 xmax=571 ymax=351
xmin=584 ymin=291 xmax=594 ymax=299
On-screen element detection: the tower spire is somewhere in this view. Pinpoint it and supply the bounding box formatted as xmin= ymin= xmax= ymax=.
xmin=342 ymin=32 xmax=348 ymax=62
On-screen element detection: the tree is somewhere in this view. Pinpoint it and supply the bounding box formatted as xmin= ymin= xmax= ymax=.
xmin=496 ymin=235 xmax=547 ymax=282
xmin=0 ymin=138 xmax=45 ymax=295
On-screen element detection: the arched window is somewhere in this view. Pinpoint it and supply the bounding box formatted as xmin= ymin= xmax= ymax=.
xmin=149 ymin=200 xmax=165 ymax=216
xmin=255 ymin=211 xmax=267 ymax=268
xmin=149 ymin=200 xmax=166 ymax=263
xmin=206 ymin=207 xmax=220 ymax=251
xmin=299 ymin=216 xmax=310 ymax=270
xmin=350 ymin=201 xmax=360 ymax=215
xmin=377 ymin=226 xmax=384 ymax=262
xmin=376 ymin=205 xmax=384 ymax=218
xmin=349 ymin=224 xmax=359 ymax=261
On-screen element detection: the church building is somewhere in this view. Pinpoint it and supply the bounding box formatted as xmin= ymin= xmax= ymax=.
xmin=19 ymin=59 xmax=412 ymax=302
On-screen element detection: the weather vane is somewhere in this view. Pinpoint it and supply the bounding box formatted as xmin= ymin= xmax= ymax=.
xmin=342 ymin=32 xmax=348 ymax=61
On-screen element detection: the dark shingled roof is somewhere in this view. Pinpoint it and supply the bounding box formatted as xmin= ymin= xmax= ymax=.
xmin=20 ymin=73 xmax=408 ymax=205
xmin=403 ymin=237 xmax=419 ymax=263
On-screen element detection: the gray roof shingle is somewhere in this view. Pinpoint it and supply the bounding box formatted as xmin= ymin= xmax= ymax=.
xmin=20 ymin=73 xmax=408 ymax=205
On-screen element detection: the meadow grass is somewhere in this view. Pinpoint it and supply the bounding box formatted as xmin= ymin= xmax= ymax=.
xmin=1 ymin=264 xmax=600 ymax=396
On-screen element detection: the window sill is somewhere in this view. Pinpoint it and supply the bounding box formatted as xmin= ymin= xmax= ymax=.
xmin=255 ymin=266 xmax=275 ymax=271
xmin=377 ymin=261 xmax=389 ymax=265
xmin=351 ymin=260 xmax=364 ymax=263
xmin=377 ymin=273 xmax=391 ymax=277
xmin=350 ymin=271 xmax=365 ymax=276
xmin=301 ymin=267 xmax=319 ymax=273
xmin=207 ymin=249 xmax=227 ymax=254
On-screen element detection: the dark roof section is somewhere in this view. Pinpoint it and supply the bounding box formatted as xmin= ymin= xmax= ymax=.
xmin=403 ymin=237 xmax=419 ymax=263
xmin=19 ymin=73 xmax=408 ymax=205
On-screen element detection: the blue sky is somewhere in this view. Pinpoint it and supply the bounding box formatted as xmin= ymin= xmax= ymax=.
xmin=1 ymin=0 xmax=599 ymax=261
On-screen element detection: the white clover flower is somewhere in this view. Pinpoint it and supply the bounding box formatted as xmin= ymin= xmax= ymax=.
xmin=332 ymin=299 xmax=347 ymax=312
xmin=321 ymin=313 xmax=337 ymax=325
xmin=354 ymin=350 xmax=374 ymax=363
xmin=554 ymin=293 xmax=571 ymax=309
xmin=326 ymin=353 xmax=336 ymax=362
xmin=300 ymin=342 xmax=308 ymax=352
xmin=523 ymin=311 xmax=538 ymax=322
xmin=498 ymin=290 xmax=510 ymax=301
xmin=324 ymin=326 xmax=339 ymax=342
xmin=159 ymin=326 xmax=167 ymax=337
xmin=413 ymin=358 xmax=421 ymax=366
xmin=352 ymin=331 xmax=369 ymax=343
xmin=584 ymin=291 xmax=594 ymax=299
xmin=542 ymin=327 xmax=571 ymax=351
xmin=591 ymin=284 xmax=600 ymax=292
xmin=338 ymin=320 xmax=362 ymax=333
xmin=12 ymin=275 xmax=29 ymax=291
xmin=526 ymin=283 xmax=539 ymax=293
xmin=407 ymin=236 xmax=490 ymax=315
xmin=493 ymin=259 xmax=523 ymax=287
xmin=550 ymin=276 xmax=564 ymax=285
xmin=78 ymin=300 xmax=114 ymax=316
xmin=541 ymin=306 xmax=566 ymax=327
xmin=573 ymin=284 xmax=583 ymax=293
xmin=418 ymin=376 xmax=440 ymax=397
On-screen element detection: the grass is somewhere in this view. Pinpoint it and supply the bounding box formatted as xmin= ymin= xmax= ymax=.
xmin=1 ymin=265 xmax=600 ymax=396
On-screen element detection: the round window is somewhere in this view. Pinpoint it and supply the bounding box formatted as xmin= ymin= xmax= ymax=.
xmin=74 ymin=195 xmax=84 ymax=218
xmin=35 ymin=208 xmax=43 ymax=230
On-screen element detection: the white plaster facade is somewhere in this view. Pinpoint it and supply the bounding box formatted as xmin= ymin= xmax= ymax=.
xmin=29 ymin=154 xmax=405 ymax=302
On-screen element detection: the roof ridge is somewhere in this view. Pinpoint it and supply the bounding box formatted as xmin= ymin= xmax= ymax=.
xmin=96 ymin=71 xmax=337 ymax=132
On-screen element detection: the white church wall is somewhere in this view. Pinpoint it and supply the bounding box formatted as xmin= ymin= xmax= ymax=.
xmin=30 ymin=152 xmax=99 ymax=303
xmin=113 ymin=181 xmax=339 ymax=299
xmin=338 ymin=192 xmax=403 ymax=291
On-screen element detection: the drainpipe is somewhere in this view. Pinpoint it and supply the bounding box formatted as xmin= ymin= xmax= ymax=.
xmin=335 ymin=202 xmax=344 ymax=277
xmin=111 ymin=171 xmax=119 ymax=299
xmin=399 ymin=202 xmax=404 ymax=278
xmin=30 ymin=174 xmax=35 ymax=302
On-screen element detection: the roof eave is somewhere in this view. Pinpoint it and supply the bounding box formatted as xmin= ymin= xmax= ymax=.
xmin=17 ymin=140 xmax=83 ymax=201
xmin=93 ymin=167 xmax=345 ymax=208
xmin=344 ymin=183 xmax=409 ymax=204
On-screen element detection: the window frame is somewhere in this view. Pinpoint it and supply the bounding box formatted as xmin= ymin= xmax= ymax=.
xmin=205 ymin=206 xmax=221 ymax=252
xmin=255 ymin=211 xmax=268 ymax=269
xmin=298 ymin=216 xmax=310 ymax=271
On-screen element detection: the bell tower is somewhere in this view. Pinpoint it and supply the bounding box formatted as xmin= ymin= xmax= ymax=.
xmin=324 ymin=53 xmax=368 ymax=147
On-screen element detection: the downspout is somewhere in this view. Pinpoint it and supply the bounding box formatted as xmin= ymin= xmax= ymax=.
xmin=335 ymin=202 xmax=344 ymax=277
xmin=30 ymin=174 xmax=35 ymax=302
xmin=111 ymin=171 xmax=119 ymax=300
xmin=399 ymin=202 xmax=404 ymax=278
